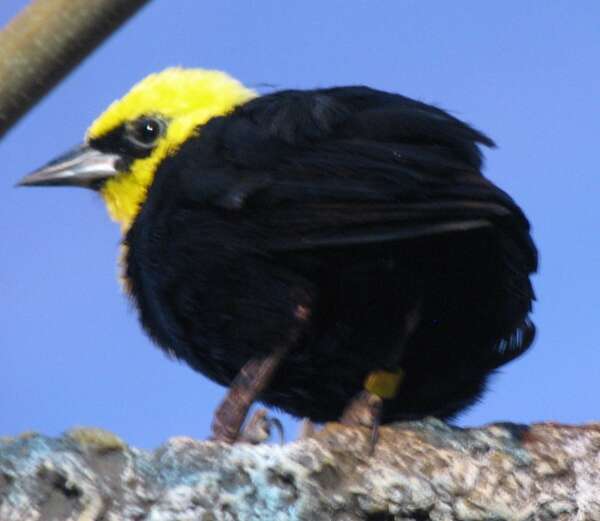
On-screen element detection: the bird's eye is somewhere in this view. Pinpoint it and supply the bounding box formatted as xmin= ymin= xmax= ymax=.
xmin=127 ymin=116 xmax=166 ymax=148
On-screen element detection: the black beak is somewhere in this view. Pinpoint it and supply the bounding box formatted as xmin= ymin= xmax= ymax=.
xmin=17 ymin=144 xmax=121 ymax=190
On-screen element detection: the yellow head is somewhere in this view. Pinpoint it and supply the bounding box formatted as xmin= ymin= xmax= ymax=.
xmin=20 ymin=68 xmax=256 ymax=230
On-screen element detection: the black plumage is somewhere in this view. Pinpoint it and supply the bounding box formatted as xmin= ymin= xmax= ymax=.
xmin=123 ymin=86 xmax=537 ymax=423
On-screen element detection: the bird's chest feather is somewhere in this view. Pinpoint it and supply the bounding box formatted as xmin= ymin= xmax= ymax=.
xmin=122 ymin=199 xmax=311 ymax=382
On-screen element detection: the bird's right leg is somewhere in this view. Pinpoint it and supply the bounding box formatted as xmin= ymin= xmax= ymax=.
xmin=211 ymin=353 xmax=286 ymax=444
xmin=211 ymin=289 xmax=312 ymax=443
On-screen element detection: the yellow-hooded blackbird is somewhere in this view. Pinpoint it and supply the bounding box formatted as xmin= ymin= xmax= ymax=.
xmin=20 ymin=68 xmax=537 ymax=442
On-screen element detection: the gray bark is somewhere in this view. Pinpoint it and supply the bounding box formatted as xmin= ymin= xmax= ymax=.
xmin=1 ymin=419 xmax=599 ymax=520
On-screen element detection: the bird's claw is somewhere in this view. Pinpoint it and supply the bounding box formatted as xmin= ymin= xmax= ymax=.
xmin=239 ymin=408 xmax=285 ymax=444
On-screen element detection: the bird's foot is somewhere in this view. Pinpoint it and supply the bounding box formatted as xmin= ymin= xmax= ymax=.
xmin=211 ymin=406 xmax=284 ymax=444
xmin=340 ymin=368 xmax=404 ymax=452
xmin=210 ymin=406 xmax=244 ymax=444
xmin=239 ymin=408 xmax=284 ymax=444
xmin=210 ymin=353 xmax=288 ymax=444
xmin=340 ymin=390 xmax=383 ymax=454
xmin=340 ymin=390 xmax=383 ymax=428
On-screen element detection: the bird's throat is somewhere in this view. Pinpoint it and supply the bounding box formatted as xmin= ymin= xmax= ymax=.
xmin=100 ymin=165 xmax=153 ymax=231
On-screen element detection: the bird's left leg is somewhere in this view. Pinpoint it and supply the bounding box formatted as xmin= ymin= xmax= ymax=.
xmin=211 ymin=289 xmax=312 ymax=444
xmin=341 ymin=301 xmax=421 ymax=451
xmin=340 ymin=370 xmax=403 ymax=450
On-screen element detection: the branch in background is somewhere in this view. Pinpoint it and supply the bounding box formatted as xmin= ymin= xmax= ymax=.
xmin=1 ymin=420 xmax=599 ymax=520
xmin=0 ymin=0 xmax=151 ymax=140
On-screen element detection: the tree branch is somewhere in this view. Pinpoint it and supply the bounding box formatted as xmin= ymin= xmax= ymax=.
xmin=1 ymin=419 xmax=599 ymax=520
xmin=0 ymin=0 xmax=151 ymax=140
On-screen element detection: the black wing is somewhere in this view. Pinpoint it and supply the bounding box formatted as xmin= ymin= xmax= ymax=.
xmin=172 ymin=86 xmax=537 ymax=272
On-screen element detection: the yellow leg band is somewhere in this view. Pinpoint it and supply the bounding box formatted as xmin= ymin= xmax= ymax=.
xmin=364 ymin=368 xmax=405 ymax=399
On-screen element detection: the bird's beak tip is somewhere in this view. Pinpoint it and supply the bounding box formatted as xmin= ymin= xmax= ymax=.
xmin=17 ymin=144 xmax=120 ymax=190
xmin=16 ymin=170 xmax=49 ymax=188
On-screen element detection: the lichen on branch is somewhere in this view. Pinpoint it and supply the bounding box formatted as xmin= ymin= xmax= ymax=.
xmin=1 ymin=419 xmax=599 ymax=520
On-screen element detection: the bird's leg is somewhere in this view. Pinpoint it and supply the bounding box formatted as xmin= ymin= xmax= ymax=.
xmin=211 ymin=290 xmax=312 ymax=444
xmin=211 ymin=354 xmax=285 ymax=443
xmin=341 ymin=301 xmax=422 ymax=452
xmin=340 ymin=389 xmax=384 ymax=427
xmin=340 ymin=373 xmax=400 ymax=452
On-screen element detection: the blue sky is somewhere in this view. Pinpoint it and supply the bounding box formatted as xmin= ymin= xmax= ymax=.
xmin=2 ymin=1 xmax=599 ymax=448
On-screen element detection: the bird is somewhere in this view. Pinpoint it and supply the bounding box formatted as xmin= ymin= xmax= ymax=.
xmin=19 ymin=68 xmax=537 ymax=443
